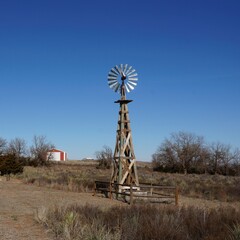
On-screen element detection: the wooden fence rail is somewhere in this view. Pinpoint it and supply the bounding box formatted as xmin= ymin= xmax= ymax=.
xmin=93 ymin=181 xmax=179 ymax=206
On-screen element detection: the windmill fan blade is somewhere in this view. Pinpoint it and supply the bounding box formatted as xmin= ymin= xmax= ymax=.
xmin=127 ymin=69 xmax=136 ymax=76
xmin=128 ymin=77 xmax=138 ymax=81
xmin=108 ymin=72 xmax=118 ymax=78
xmin=109 ymin=83 xmax=116 ymax=89
xmin=111 ymin=68 xmax=118 ymax=75
xmin=110 ymin=85 xmax=119 ymax=92
xmin=108 ymin=74 xmax=117 ymax=79
xmin=120 ymin=64 xmax=124 ymax=71
xmin=108 ymin=80 xmax=118 ymax=85
xmin=108 ymin=76 xmax=117 ymax=80
xmin=128 ymin=73 xmax=138 ymax=78
xmin=113 ymin=83 xmax=120 ymax=92
xmin=128 ymin=81 xmax=137 ymax=86
xmin=108 ymin=78 xmax=116 ymax=82
xmin=115 ymin=65 xmax=121 ymax=74
xmin=125 ymin=66 xmax=132 ymax=75
xmin=109 ymin=80 xmax=118 ymax=87
xmin=124 ymin=84 xmax=130 ymax=92
xmin=123 ymin=64 xmax=128 ymax=74
xmin=126 ymin=83 xmax=135 ymax=91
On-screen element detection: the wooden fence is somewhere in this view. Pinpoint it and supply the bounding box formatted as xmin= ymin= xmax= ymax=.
xmin=93 ymin=181 xmax=179 ymax=205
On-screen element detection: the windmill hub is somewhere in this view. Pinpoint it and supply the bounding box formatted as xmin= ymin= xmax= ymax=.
xmin=121 ymin=75 xmax=126 ymax=81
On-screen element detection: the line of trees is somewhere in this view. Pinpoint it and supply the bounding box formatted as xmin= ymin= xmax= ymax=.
xmin=152 ymin=132 xmax=240 ymax=176
xmin=0 ymin=135 xmax=54 ymax=176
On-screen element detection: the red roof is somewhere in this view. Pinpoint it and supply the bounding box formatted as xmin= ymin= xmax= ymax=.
xmin=48 ymin=148 xmax=65 ymax=153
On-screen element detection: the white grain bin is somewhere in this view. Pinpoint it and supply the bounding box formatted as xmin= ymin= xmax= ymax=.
xmin=47 ymin=148 xmax=67 ymax=161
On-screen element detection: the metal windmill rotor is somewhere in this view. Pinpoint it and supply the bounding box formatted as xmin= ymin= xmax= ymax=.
xmin=107 ymin=64 xmax=138 ymax=93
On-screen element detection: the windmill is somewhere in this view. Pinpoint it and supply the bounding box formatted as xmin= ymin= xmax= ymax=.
xmin=108 ymin=64 xmax=139 ymax=189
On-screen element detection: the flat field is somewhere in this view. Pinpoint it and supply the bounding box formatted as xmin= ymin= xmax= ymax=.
xmin=0 ymin=161 xmax=239 ymax=239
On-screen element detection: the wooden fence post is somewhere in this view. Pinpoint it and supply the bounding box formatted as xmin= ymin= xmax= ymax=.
xmin=130 ymin=184 xmax=133 ymax=205
xmin=175 ymin=187 xmax=179 ymax=206
xmin=93 ymin=181 xmax=96 ymax=196
xmin=6 ymin=174 xmax=10 ymax=181
xmin=109 ymin=182 xmax=112 ymax=200
xmin=150 ymin=186 xmax=153 ymax=196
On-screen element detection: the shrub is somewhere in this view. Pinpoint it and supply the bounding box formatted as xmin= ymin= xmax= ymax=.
xmin=0 ymin=154 xmax=26 ymax=175
xmin=38 ymin=204 xmax=240 ymax=240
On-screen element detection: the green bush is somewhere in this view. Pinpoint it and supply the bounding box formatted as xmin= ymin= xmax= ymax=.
xmin=0 ymin=154 xmax=25 ymax=175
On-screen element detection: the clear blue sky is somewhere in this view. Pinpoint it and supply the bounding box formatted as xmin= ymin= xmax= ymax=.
xmin=1 ymin=0 xmax=240 ymax=161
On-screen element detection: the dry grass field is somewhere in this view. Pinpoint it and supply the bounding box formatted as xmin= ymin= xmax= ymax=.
xmin=21 ymin=160 xmax=240 ymax=202
xmin=1 ymin=160 xmax=240 ymax=239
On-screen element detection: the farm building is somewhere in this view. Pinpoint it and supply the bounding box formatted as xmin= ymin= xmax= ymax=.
xmin=47 ymin=148 xmax=67 ymax=161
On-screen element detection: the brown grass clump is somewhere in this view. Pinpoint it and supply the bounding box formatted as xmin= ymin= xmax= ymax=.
xmin=38 ymin=204 xmax=240 ymax=240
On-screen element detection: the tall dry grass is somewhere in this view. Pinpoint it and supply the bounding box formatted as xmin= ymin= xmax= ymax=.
xmin=139 ymin=167 xmax=240 ymax=202
xmin=21 ymin=163 xmax=111 ymax=193
xmin=151 ymin=172 xmax=240 ymax=202
xmin=37 ymin=204 xmax=240 ymax=240
xmin=21 ymin=162 xmax=240 ymax=202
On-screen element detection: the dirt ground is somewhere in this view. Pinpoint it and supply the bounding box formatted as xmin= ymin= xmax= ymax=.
xmin=0 ymin=178 xmax=123 ymax=240
xmin=0 ymin=177 xmax=239 ymax=240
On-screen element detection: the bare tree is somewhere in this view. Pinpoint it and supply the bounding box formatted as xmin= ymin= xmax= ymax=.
xmin=7 ymin=138 xmax=27 ymax=158
xmin=208 ymin=143 xmax=240 ymax=175
xmin=30 ymin=135 xmax=54 ymax=166
xmin=197 ymin=147 xmax=210 ymax=174
xmin=221 ymin=146 xmax=239 ymax=176
xmin=95 ymin=145 xmax=113 ymax=169
xmin=152 ymin=132 xmax=240 ymax=175
xmin=0 ymin=137 xmax=7 ymax=156
xmin=152 ymin=132 xmax=205 ymax=174
xmin=152 ymin=139 xmax=179 ymax=172
xmin=231 ymin=148 xmax=240 ymax=176
xmin=172 ymin=132 xmax=205 ymax=174
xmin=208 ymin=142 xmax=228 ymax=174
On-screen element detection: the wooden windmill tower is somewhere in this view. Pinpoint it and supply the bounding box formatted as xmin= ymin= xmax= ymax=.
xmin=108 ymin=64 xmax=139 ymax=188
